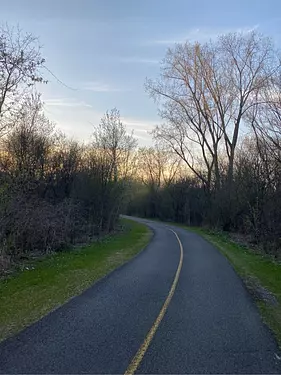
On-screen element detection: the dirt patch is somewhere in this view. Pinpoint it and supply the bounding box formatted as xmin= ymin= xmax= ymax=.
xmin=106 ymin=251 xmax=126 ymax=266
xmin=244 ymin=276 xmax=278 ymax=306
xmin=0 ymin=254 xmax=13 ymax=279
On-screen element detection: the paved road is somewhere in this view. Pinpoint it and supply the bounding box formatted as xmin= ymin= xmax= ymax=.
xmin=0 ymin=218 xmax=280 ymax=374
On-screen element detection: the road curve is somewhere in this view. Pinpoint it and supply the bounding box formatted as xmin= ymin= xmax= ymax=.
xmin=0 ymin=217 xmax=280 ymax=374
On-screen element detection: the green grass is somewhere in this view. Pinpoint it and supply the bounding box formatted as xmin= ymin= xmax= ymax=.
xmin=178 ymin=225 xmax=281 ymax=346
xmin=0 ymin=218 xmax=151 ymax=342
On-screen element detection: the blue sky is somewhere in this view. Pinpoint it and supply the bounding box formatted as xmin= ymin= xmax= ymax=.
xmin=1 ymin=0 xmax=281 ymax=145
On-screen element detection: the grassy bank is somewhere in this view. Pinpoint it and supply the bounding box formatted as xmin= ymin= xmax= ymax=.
xmin=0 ymin=218 xmax=151 ymax=342
xmin=186 ymin=226 xmax=281 ymax=346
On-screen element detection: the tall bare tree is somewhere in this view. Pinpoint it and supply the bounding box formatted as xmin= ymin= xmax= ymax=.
xmin=0 ymin=24 xmax=46 ymax=135
xmin=248 ymin=72 xmax=281 ymax=162
xmin=216 ymin=32 xmax=279 ymax=182
xmin=146 ymin=31 xmax=280 ymax=188
xmin=147 ymin=42 xmax=223 ymax=190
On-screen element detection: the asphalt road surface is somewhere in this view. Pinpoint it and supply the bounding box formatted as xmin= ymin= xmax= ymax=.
xmin=0 ymin=217 xmax=280 ymax=374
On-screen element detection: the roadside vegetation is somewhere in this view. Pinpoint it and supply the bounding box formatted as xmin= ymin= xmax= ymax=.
xmin=0 ymin=24 xmax=139 ymax=276
xmin=0 ymin=219 xmax=151 ymax=342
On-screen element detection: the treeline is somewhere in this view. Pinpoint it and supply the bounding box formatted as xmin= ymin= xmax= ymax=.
xmin=0 ymin=101 xmax=136 ymax=267
xmin=127 ymin=139 xmax=281 ymax=257
xmin=0 ymin=26 xmax=136 ymax=271
xmin=127 ymin=31 xmax=281 ymax=258
xmin=0 ymin=102 xmax=136 ymax=257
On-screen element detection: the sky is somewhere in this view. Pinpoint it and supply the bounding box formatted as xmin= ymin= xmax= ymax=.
xmin=1 ymin=0 xmax=281 ymax=146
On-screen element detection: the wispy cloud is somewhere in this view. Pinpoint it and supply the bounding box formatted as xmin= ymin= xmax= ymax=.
xmin=122 ymin=116 xmax=159 ymax=130
xmin=152 ymin=28 xmax=202 ymax=45
xmin=149 ymin=25 xmax=260 ymax=45
xmin=122 ymin=116 xmax=159 ymax=145
xmin=44 ymin=98 xmax=92 ymax=108
xmin=82 ymin=81 xmax=130 ymax=92
xmin=118 ymin=57 xmax=159 ymax=65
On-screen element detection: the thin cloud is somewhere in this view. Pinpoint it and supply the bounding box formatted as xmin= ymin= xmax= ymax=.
xmin=153 ymin=28 xmax=202 ymax=45
xmin=122 ymin=116 xmax=158 ymax=129
xmin=118 ymin=57 xmax=159 ymax=64
xmin=82 ymin=81 xmax=130 ymax=92
xmin=122 ymin=116 xmax=159 ymax=143
xmin=44 ymin=98 xmax=92 ymax=108
xmin=149 ymin=25 xmax=260 ymax=45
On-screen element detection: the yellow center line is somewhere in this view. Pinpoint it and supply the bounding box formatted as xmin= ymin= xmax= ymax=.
xmin=124 ymin=228 xmax=184 ymax=375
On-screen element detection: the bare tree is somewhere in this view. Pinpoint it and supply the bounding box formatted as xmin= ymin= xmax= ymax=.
xmin=146 ymin=31 xmax=280 ymax=188
xmin=248 ymin=72 xmax=281 ymax=162
xmin=216 ymin=32 xmax=279 ymax=182
xmin=0 ymin=24 xmax=46 ymax=135
xmin=93 ymin=108 xmax=137 ymax=182
xmin=5 ymin=93 xmax=54 ymax=186
xmin=137 ymin=145 xmax=181 ymax=187
xmin=147 ymin=42 xmax=223 ymax=190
